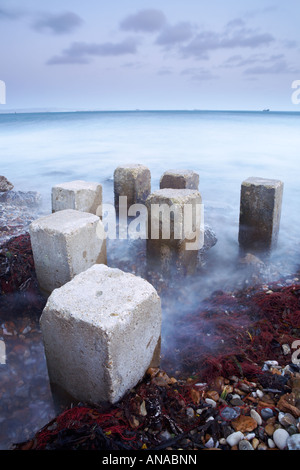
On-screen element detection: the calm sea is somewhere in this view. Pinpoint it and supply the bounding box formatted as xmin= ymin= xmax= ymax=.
xmin=1 ymin=110 xmax=300 ymax=448
xmin=1 ymin=110 xmax=300 ymax=269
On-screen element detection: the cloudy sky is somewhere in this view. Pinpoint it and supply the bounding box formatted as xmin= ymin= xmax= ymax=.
xmin=1 ymin=0 xmax=300 ymax=111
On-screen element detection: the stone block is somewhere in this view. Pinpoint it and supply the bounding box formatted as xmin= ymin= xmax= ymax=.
xmin=29 ymin=209 xmax=106 ymax=295
xmin=114 ymin=164 xmax=151 ymax=212
xmin=40 ymin=264 xmax=161 ymax=404
xmin=146 ymin=189 xmax=203 ymax=274
xmin=160 ymin=169 xmax=199 ymax=190
xmin=238 ymin=177 xmax=284 ymax=252
xmin=52 ymin=180 xmax=102 ymax=215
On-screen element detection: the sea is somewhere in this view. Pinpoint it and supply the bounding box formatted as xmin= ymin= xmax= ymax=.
xmin=0 ymin=109 xmax=300 ymax=448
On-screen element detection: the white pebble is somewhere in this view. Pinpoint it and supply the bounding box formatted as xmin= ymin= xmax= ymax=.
xmin=205 ymin=437 xmax=218 ymax=448
xmin=250 ymin=409 xmax=262 ymax=426
xmin=268 ymin=438 xmax=276 ymax=448
xmin=245 ymin=432 xmax=256 ymax=441
xmin=256 ymin=389 xmax=264 ymax=399
xmin=226 ymin=431 xmax=244 ymax=447
xmin=205 ymin=398 xmax=216 ymax=408
xmin=273 ymin=428 xmax=289 ymax=450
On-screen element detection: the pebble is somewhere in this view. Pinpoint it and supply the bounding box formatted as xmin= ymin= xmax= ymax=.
xmin=205 ymin=398 xmax=216 ymax=408
xmin=226 ymin=431 xmax=244 ymax=447
xmin=287 ymin=434 xmax=300 ymax=450
xmin=250 ymin=409 xmax=262 ymax=426
xmin=238 ymin=439 xmax=254 ymax=450
xmin=260 ymin=408 xmax=274 ymax=421
xmin=278 ymin=412 xmax=296 ymax=428
xmin=268 ymin=438 xmax=276 ymax=448
xmin=273 ymin=428 xmax=289 ymax=450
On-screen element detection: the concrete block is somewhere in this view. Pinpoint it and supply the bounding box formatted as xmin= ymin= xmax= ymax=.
xmin=238 ymin=177 xmax=284 ymax=252
xmin=114 ymin=164 xmax=151 ymax=212
xmin=40 ymin=264 xmax=161 ymax=405
xmin=52 ymin=180 xmax=102 ymax=215
xmin=160 ymin=170 xmax=199 ymax=190
xmin=29 ymin=209 xmax=106 ymax=295
xmin=146 ymin=189 xmax=203 ymax=274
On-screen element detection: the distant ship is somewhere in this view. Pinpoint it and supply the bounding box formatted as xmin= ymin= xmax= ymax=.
xmin=262 ymin=108 xmax=270 ymax=112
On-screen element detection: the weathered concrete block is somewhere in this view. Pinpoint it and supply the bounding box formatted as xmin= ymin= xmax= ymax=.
xmin=29 ymin=209 xmax=106 ymax=295
xmin=146 ymin=189 xmax=203 ymax=274
xmin=238 ymin=177 xmax=284 ymax=251
xmin=160 ymin=170 xmax=199 ymax=190
xmin=40 ymin=264 xmax=161 ymax=405
xmin=114 ymin=164 xmax=151 ymax=212
xmin=52 ymin=180 xmax=102 ymax=215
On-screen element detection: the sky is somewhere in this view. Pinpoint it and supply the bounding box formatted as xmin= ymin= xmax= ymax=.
xmin=0 ymin=0 xmax=300 ymax=111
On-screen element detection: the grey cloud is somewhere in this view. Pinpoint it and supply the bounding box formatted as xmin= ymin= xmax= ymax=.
xmin=120 ymin=9 xmax=166 ymax=32
xmin=47 ymin=38 xmax=139 ymax=65
xmin=181 ymin=27 xmax=274 ymax=59
xmin=156 ymin=22 xmax=195 ymax=46
xmin=0 ymin=7 xmax=25 ymax=20
xmin=222 ymin=53 xmax=283 ymax=68
xmin=181 ymin=67 xmax=218 ymax=81
xmin=32 ymin=11 xmax=83 ymax=34
xmin=244 ymin=59 xmax=300 ymax=75
xmin=226 ymin=18 xmax=246 ymax=29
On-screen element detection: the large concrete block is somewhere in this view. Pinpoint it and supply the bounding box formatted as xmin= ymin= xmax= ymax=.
xmin=160 ymin=170 xmax=199 ymax=190
xmin=146 ymin=189 xmax=203 ymax=274
xmin=40 ymin=264 xmax=161 ymax=405
xmin=114 ymin=164 xmax=151 ymax=212
xmin=238 ymin=177 xmax=284 ymax=252
xmin=52 ymin=180 xmax=102 ymax=215
xmin=29 ymin=209 xmax=106 ymax=295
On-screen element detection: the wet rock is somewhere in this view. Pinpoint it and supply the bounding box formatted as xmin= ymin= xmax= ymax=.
xmin=287 ymin=434 xmax=300 ymax=450
xmin=226 ymin=431 xmax=244 ymax=447
xmin=0 ymin=176 xmax=14 ymax=192
xmin=231 ymin=415 xmax=258 ymax=433
xmin=273 ymin=428 xmax=289 ymax=450
xmin=260 ymin=407 xmax=274 ymax=421
xmin=250 ymin=409 xmax=262 ymax=426
xmin=238 ymin=439 xmax=254 ymax=450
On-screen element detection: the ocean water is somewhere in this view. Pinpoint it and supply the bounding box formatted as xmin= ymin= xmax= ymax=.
xmin=1 ymin=110 xmax=300 ymax=268
xmin=1 ymin=110 xmax=300 ymax=448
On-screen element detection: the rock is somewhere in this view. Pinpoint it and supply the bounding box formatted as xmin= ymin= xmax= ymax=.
xmin=231 ymin=415 xmax=258 ymax=433
xmin=0 ymin=176 xmax=13 ymax=192
xmin=206 ymin=390 xmax=219 ymax=401
xmin=238 ymin=439 xmax=254 ymax=450
xmin=52 ymin=180 xmax=102 ymax=215
xmin=250 ymin=409 xmax=262 ymax=426
xmin=265 ymin=423 xmax=275 ymax=436
xmin=238 ymin=177 xmax=284 ymax=252
xmin=257 ymin=442 xmax=268 ymax=450
xmin=29 ymin=209 xmax=107 ymax=296
xmin=251 ymin=438 xmax=259 ymax=449
xmin=160 ymin=169 xmax=199 ymax=190
xmin=226 ymin=431 xmax=244 ymax=447
xmin=260 ymin=407 xmax=274 ymax=421
xmin=0 ymin=190 xmax=41 ymax=207
xmin=273 ymin=428 xmax=289 ymax=450
xmin=268 ymin=438 xmax=276 ymax=448
xmin=287 ymin=434 xmax=300 ymax=450
xmin=205 ymin=398 xmax=217 ymax=408
xmin=114 ymin=164 xmax=151 ymax=212
xmin=278 ymin=412 xmax=296 ymax=428
xmin=40 ymin=264 xmax=162 ymax=404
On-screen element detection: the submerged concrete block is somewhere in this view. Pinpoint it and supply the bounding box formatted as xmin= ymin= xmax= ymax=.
xmin=238 ymin=177 xmax=284 ymax=252
xmin=114 ymin=164 xmax=151 ymax=212
xmin=146 ymin=189 xmax=203 ymax=274
xmin=29 ymin=209 xmax=106 ymax=295
xmin=160 ymin=170 xmax=199 ymax=190
xmin=52 ymin=180 xmax=102 ymax=215
xmin=40 ymin=264 xmax=161 ymax=405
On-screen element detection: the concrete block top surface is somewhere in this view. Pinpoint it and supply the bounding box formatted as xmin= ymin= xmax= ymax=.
xmin=146 ymin=188 xmax=202 ymax=205
xmin=46 ymin=264 xmax=160 ymax=331
xmin=242 ymin=177 xmax=283 ymax=189
xmin=30 ymin=209 xmax=100 ymax=235
xmin=114 ymin=163 xmax=149 ymax=174
xmin=52 ymin=180 xmax=101 ymax=191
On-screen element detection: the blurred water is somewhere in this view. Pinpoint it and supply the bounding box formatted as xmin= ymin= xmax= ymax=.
xmin=1 ymin=110 xmax=300 ymax=448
